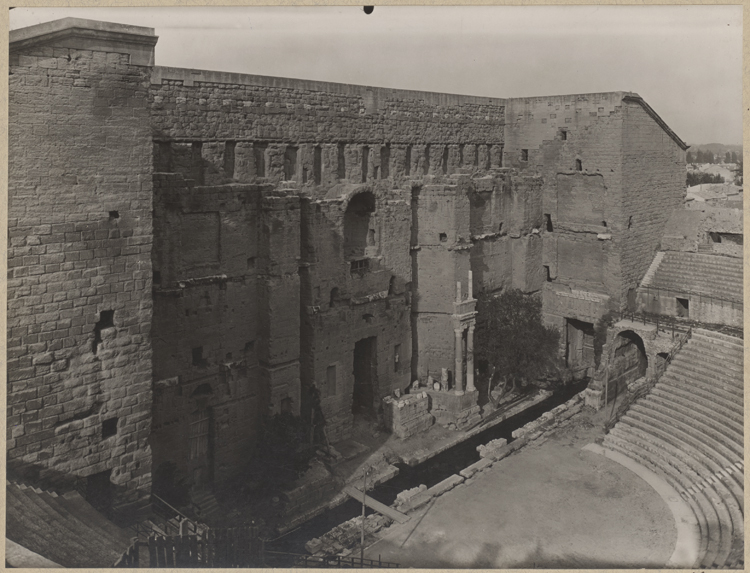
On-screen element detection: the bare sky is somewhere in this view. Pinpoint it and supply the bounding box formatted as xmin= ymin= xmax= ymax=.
xmin=10 ymin=6 xmax=743 ymax=145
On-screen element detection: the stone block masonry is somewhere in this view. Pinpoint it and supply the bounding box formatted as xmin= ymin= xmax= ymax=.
xmin=9 ymin=17 xmax=690 ymax=509
xmin=382 ymin=392 xmax=434 ymax=439
xmin=8 ymin=20 xmax=158 ymax=515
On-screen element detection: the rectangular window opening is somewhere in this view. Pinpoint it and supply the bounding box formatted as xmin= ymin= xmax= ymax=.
xmin=192 ymin=346 xmax=206 ymax=367
xmin=521 ymin=149 xmax=529 ymax=162
xmin=405 ymin=145 xmax=412 ymax=176
xmin=442 ymin=146 xmax=449 ymax=174
xmin=380 ymin=144 xmax=390 ymax=179
xmin=313 ymin=145 xmax=322 ymax=185
xmin=676 ymin=298 xmax=689 ymax=318
xmin=326 ymin=364 xmax=337 ymax=395
xmin=545 ymin=214 xmax=553 ymax=232
xmin=102 ymin=417 xmax=118 ymax=439
xmin=254 ymin=143 xmax=267 ymax=178
xmin=224 ymin=141 xmax=236 ymax=178
xmin=361 ymin=146 xmax=369 ymax=183
xmin=284 ymin=145 xmax=298 ymax=181
xmin=394 ymin=344 xmax=401 ymax=372
xmin=337 ymin=143 xmax=346 ymax=180
xmin=423 ymin=145 xmax=430 ymax=175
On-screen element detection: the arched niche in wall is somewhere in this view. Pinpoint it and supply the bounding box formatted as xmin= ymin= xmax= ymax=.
xmin=343 ymin=191 xmax=376 ymax=260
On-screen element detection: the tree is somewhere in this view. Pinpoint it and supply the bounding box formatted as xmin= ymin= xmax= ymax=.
xmin=726 ymin=151 xmax=732 ymax=163
xmin=474 ymin=289 xmax=561 ymax=402
xmin=731 ymin=151 xmax=738 ymax=163
xmin=687 ymin=171 xmax=724 ymax=187
xmin=734 ymin=157 xmax=743 ymax=186
xmin=686 ymin=151 xmax=694 ymax=164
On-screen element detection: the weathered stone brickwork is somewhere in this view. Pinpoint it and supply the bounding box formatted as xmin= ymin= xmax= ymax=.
xmin=8 ymin=20 xmax=157 ymax=514
xmin=8 ymin=18 xmax=689 ymax=500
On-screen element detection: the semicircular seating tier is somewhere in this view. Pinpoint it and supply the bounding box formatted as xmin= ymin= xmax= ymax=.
xmin=645 ymin=251 xmax=743 ymax=304
xmin=602 ymin=328 xmax=744 ymax=569
xmin=6 ymin=480 xmax=133 ymax=568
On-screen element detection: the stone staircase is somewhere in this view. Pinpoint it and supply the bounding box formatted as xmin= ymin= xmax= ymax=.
xmin=191 ymin=489 xmax=223 ymax=524
xmin=602 ymin=328 xmax=744 ymax=569
xmin=647 ymin=251 xmax=742 ymax=303
xmin=640 ymin=250 xmax=665 ymax=287
xmin=6 ymin=481 xmax=133 ymax=568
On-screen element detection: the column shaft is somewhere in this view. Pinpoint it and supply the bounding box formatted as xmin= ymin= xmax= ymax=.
xmin=466 ymin=324 xmax=475 ymax=393
xmin=454 ymin=328 xmax=464 ymax=395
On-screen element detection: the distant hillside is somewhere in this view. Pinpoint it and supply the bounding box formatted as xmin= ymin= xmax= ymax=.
xmin=686 ymin=143 xmax=742 ymax=155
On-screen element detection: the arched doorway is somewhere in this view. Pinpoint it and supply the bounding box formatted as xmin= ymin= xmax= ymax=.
xmin=608 ymin=330 xmax=648 ymax=391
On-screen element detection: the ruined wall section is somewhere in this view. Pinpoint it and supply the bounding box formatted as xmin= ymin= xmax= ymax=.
xmin=300 ymin=184 xmax=412 ymax=442
xmin=150 ymin=174 xmax=263 ymax=488
xmin=149 ymin=67 xmax=505 ymax=189
xmin=412 ymin=181 xmax=472 ymax=381
xmin=620 ymin=100 xmax=686 ymax=304
xmin=8 ymin=31 xmax=155 ymax=512
xmin=503 ymin=93 xmax=629 ymax=332
xmin=468 ymin=172 xmax=544 ymax=295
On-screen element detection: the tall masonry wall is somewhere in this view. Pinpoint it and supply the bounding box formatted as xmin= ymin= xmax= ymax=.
xmin=7 ymin=21 xmax=157 ymax=514
xmin=150 ymin=174 xmax=265 ymax=490
xmin=620 ymin=98 xmax=686 ymax=304
xmin=502 ymin=92 xmax=687 ymax=335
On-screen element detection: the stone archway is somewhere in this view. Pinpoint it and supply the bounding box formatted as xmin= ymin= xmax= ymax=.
xmin=608 ymin=330 xmax=648 ymax=392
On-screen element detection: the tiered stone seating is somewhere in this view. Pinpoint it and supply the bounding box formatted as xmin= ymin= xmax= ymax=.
xmin=603 ymin=328 xmax=744 ymax=569
xmin=648 ymin=251 xmax=742 ymax=302
xmin=6 ymin=481 xmax=132 ymax=567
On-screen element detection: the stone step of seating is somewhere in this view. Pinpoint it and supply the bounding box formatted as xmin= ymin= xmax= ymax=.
xmin=605 ymin=431 xmax=738 ymax=569
xmin=611 ymin=424 xmax=743 ymax=524
xmin=659 ymin=373 xmax=743 ymax=415
xmin=671 ymin=354 xmax=744 ymax=385
xmin=683 ymin=339 xmax=744 ymax=369
xmin=691 ymin=334 xmax=745 ymax=356
xmin=651 ymin=268 xmax=743 ymax=293
xmin=6 ymin=482 xmax=131 ymax=568
xmin=602 ymin=436 xmax=715 ymax=567
xmin=622 ymin=412 xmax=744 ymax=502
xmin=677 ymin=337 xmax=744 ymax=368
xmin=693 ymin=328 xmax=745 ymax=347
xmin=646 ymin=394 xmax=743 ymax=448
xmin=655 ymin=263 xmax=744 ymax=282
xmin=650 ymin=386 xmax=744 ymax=435
xmin=647 ymin=279 xmax=741 ymax=300
xmin=627 ymin=405 xmax=742 ymax=468
xmin=636 ymin=400 xmax=743 ymax=471
xmin=667 ymin=362 xmax=743 ymax=398
xmin=659 ymin=364 xmax=744 ymax=410
xmin=653 ymin=262 xmax=743 ymax=282
xmin=660 ymin=251 xmax=744 ymax=274
xmin=652 ymin=383 xmax=744 ymax=427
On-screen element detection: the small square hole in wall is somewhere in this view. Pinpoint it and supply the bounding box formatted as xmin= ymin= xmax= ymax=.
xmin=102 ymin=417 xmax=118 ymax=439
xmin=247 ymin=257 xmax=256 ymax=270
xmin=521 ymin=149 xmax=529 ymax=161
xmin=439 ymin=233 xmax=447 ymax=242
xmin=192 ymin=346 xmax=205 ymax=366
xmin=244 ymin=340 xmax=255 ymax=352
xmin=109 ymin=211 xmax=119 ymax=219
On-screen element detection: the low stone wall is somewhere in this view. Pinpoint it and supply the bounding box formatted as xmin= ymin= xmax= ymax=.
xmin=304 ymin=390 xmax=589 ymax=560
xmin=424 ymin=389 xmax=482 ymax=430
xmin=382 ymin=392 xmax=434 ymax=439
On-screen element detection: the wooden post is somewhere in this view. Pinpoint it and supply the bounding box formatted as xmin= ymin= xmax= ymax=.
xmin=360 ymin=467 xmax=368 ymax=563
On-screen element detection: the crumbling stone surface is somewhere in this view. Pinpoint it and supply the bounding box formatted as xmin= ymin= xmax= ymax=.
xmin=382 ymin=392 xmax=434 ymax=439
xmin=8 ymin=39 xmax=154 ymax=512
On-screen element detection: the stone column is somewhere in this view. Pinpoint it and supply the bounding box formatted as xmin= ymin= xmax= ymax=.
xmin=454 ymin=327 xmax=464 ymax=395
xmin=466 ymin=324 xmax=475 ymax=393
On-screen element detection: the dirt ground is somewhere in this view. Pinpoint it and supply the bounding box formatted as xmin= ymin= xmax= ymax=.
xmin=364 ymin=411 xmax=678 ymax=568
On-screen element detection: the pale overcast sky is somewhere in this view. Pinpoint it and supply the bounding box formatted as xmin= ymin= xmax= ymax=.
xmin=10 ymin=6 xmax=743 ymax=145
